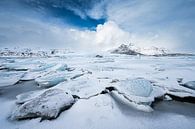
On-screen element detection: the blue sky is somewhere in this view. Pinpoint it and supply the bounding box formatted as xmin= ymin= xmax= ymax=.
xmin=0 ymin=0 xmax=195 ymax=52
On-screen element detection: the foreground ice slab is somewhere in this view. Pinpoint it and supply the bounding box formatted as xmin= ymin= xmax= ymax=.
xmin=11 ymin=89 xmax=75 ymax=120
xmin=110 ymin=79 xmax=157 ymax=111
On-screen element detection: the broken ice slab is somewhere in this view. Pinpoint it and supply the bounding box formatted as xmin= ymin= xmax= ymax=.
xmin=21 ymin=63 xmax=68 ymax=81
xmin=0 ymin=71 xmax=25 ymax=87
xmin=11 ymin=89 xmax=75 ymax=120
xmin=35 ymin=71 xmax=68 ymax=88
xmin=29 ymin=63 xmax=56 ymax=72
xmin=111 ymin=91 xmax=153 ymax=112
xmin=53 ymin=63 xmax=68 ymax=71
xmin=56 ymin=76 xmax=105 ymax=99
xmin=117 ymin=78 xmax=153 ymax=97
xmin=109 ymin=78 xmax=165 ymax=111
xmin=2 ymin=59 xmax=42 ymax=71
xmin=20 ymin=71 xmax=45 ymax=81
xmin=182 ymin=81 xmax=195 ymax=90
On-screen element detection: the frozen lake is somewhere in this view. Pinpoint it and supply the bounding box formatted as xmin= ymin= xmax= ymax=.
xmin=0 ymin=53 xmax=195 ymax=129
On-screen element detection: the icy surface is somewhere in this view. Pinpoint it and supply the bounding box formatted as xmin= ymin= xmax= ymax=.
xmin=109 ymin=78 xmax=156 ymax=111
xmin=35 ymin=72 xmax=67 ymax=88
xmin=11 ymin=89 xmax=75 ymax=120
xmin=0 ymin=53 xmax=195 ymax=129
xmin=118 ymin=79 xmax=153 ymax=97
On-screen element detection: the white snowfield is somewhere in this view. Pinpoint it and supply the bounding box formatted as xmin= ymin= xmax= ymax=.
xmin=0 ymin=52 xmax=195 ymax=129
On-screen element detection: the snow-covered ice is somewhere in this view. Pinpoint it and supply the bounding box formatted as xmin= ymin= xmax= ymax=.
xmin=117 ymin=79 xmax=153 ymax=97
xmin=16 ymin=90 xmax=46 ymax=104
xmin=0 ymin=53 xmax=195 ymax=129
xmin=35 ymin=71 xmax=67 ymax=88
xmin=0 ymin=71 xmax=25 ymax=87
xmin=11 ymin=89 xmax=75 ymax=120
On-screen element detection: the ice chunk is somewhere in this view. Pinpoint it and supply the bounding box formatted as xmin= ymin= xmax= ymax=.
xmin=0 ymin=71 xmax=24 ymax=87
xmin=35 ymin=72 xmax=67 ymax=88
xmin=21 ymin=69 xmax=53 ymax=81
xmin=118 ymin=79 xmax=153 ymax=97
xmin=56 ymin=76 xmax=105 ymax=98
xmin=3 ymin=59 xmax=42 ymax=71
xmin=110 ymin=78 xmax=156 ymax=110
xmin=21 ymin=63 xmax=68 ymax=81
xmin=30 ymin=63 xmax=56 ymax=72
xmin=164 ymin=95 xmax=172 ymax=101
xmin=48 ymin=63 xmax=68 ymax=71
xmin=11 ymin=89 xmax=75 ymax=120
xmin=20 ymin=71 xmax=43 ymax=81
xmin=111 ymin=91 xmax=153 ymax=112
xmin=183 ymin=81 xmax=195 ymax=90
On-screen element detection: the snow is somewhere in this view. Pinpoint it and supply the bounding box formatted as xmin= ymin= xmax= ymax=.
xmin=111 ymin=44 xmax=168 ymax=56
xmin=56 ymin=75 xmax=105 ymax=98
xmin=110 ymin=91 xmax=154 ymax=112
xmin=11 ymin=89 xmax=75 ymax=120
xmin=111 ymin=44 xmax=193 ymax=56
xmin=16 ymin=90 xmax=46 ymax=104
xmin=136 ymin=46 xmax=168 ymax=56
xmin=0 ymin=52 xmax=195 ymax=129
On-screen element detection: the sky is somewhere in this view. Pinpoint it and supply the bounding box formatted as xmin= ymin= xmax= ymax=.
xmin=0 ymin=0 xmax=195 ymax=52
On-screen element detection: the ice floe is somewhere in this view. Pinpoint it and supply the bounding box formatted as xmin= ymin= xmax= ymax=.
xmin=107 ymin=78 xmax=166 ymax=111
xmin=35 ymin=72 xmax=67 ymax=88
xmin=11 ymin=89 xmax=75 ymax=120
xmin=0 ymin=71 xmax=25 ymax=87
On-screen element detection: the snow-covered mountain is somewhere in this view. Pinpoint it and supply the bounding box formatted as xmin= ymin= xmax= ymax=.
xmin=111 ymin=44 xmax=194 ymax=56
xmin=111 ymin=44 xmax=141 ymax=55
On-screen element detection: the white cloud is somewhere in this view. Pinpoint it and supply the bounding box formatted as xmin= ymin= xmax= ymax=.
xmin=94 ymin=21 xmax=131 ymax=50
xmin=1 ymin=0 xmax=195 ymax=53
xmin=87 ymin=0 xmax=107 ymax=20
xmin=0 ymin=13 xmax=176 ymax=52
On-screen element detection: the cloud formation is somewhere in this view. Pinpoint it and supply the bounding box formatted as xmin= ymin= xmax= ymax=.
xmin=89 ymin=0 xmax=195 ymax=52
xmin=0 ymin=0 xmax=195 ymax=52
